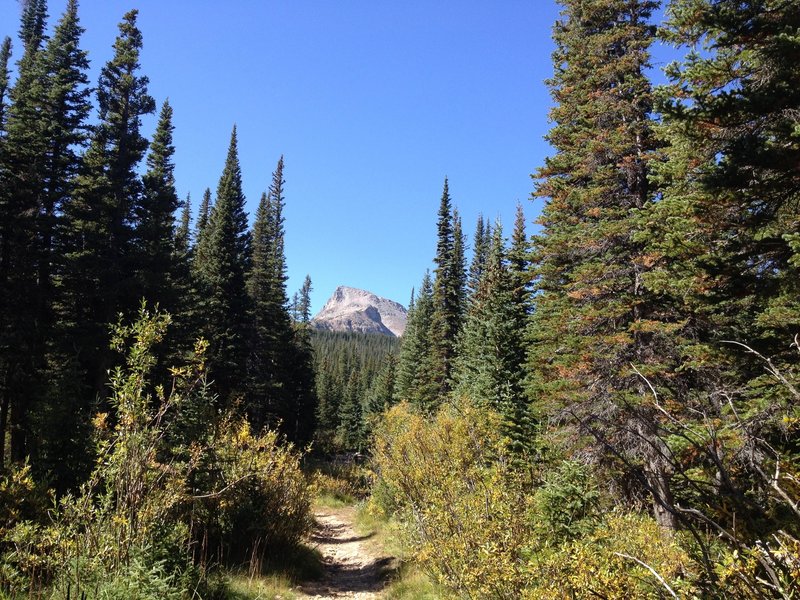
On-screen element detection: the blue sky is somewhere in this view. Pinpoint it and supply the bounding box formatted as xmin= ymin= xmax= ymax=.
xmin=0 ymin=1 xmax=679 ymax=314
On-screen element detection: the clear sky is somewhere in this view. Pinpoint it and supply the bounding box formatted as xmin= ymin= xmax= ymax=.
xmin=0 ymin=1 xmax=678 ymax=314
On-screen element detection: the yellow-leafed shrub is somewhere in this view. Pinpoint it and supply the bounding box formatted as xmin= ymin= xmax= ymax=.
xmin=372 ymin=401 xmax=530 ymax=599
xmin=523 ymin=511 xmax=696 ymax=599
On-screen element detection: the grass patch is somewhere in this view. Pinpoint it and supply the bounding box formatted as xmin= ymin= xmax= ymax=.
xmin=313 ymin=491 xmax=353 ymax=509
xmin=259 ymin=543 xmax=324 ymax=583
xmin=382 ymin=564 xmax=449 ymax=600
xmin=221 ymin=573 xmax=299 ymax=600
xmin=352 ymin=502 xmax=447 ymax=599
xmin=214 ymin=542 xmax=323 ymax=599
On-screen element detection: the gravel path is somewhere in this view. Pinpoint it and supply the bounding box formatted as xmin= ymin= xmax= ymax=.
xmin=299 ymin=506 xmax=394 ymax=599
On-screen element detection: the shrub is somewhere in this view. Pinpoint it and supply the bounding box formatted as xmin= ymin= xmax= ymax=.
xmin=0 ymin=306 xmax=314 ymax=596
xmin=523 ymin=512 xmax=696 ymax=599
xmin=372 ymin=401 xmax=530 ymax=599
xmin=188 ymin=417 xmax=313 ymax=569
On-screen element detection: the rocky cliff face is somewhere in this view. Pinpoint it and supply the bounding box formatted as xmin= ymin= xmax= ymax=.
xmin=311 ymin=286 xmax=407 ymax=337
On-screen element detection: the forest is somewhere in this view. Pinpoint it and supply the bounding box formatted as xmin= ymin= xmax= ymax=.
xmin=0 ymin=0 xmax=798 ymax=598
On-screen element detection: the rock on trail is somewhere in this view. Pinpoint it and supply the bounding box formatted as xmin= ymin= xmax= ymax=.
xmin=299 ymin=506 xmax=395 ymax=599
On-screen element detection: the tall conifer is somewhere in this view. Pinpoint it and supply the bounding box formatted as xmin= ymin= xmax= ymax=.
xmin=61 ymin=8 xmax=155 ymax=401
xmin=526 ymin=0 xmax=675 ymax=527
xmin=467 ymin=214 xmax=490 ymax=300
xmin=195 ymin=126 xmax=250 ymax=403
xmin=136 ymin=99 xmax=180 ymax=311
xmin=430 ymin=179 xmax=465 ymax=400
xmin=454 ymin=223 xmax=526 ymax=429
xmin=1 ymin=1 xmax=49 ymax=463
xmin=394 ymin=271 xmax=438 ymax=411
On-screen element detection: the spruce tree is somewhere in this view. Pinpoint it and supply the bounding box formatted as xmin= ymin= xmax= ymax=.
xmin=247 ymin=157 xmax=315 ymax=442
xmin=508 ymin=203 xmax=532 ymax=315
xmin=194 ymin=126 xmax=250 ymax=404
xmin=136 ymin=99 xmax=180 ymax=311
xmin=1 ymin=1 xmax=49 ymax=464
xmin=195 ymin=187 xmax=211 ymax=239
xmin=526 ymin=0 xmax=675 ymax=527
xmin=0 ymin=36 xmax=14 ymax=466
xmin=429 ymin=179 xmax=465 ymax=401
xmin=394 ymin=271 xmax=438 ymax=411
xmin=467 ymin=214 xmax=490 ymax=300
xmin=60 ymin=8 xmax=155 ymax=401
xmin=297 ymin=274 xmax=313 ymax=323
xmin=32 ymin=0 xmax=93 ymax=482
xmin=453 ymin=223 xmax=526 ymax=429
xmin=174 ymin=193 xmax=191 ymax=255
xmin=0 ymin=37 xmax=11 ymax=134
xmin=19 ymin=0 xmax=47 ymax=53
xmin=645 ymin=0 xmax=800 ymax=373
xmin=632 ymin=0 xmax=800 ymax=542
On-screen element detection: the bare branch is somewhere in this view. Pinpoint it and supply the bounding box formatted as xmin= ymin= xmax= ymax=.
xmin=613 ymin=552 xmax=679 ymax=599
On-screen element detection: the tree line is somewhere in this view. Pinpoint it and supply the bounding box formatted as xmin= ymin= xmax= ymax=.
xmin=375 ymin=0 xmax=799 ymax=596
xmin=0 ymin=0 xmax=316 ymax=494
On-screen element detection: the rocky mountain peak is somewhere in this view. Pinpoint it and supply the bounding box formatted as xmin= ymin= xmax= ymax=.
xmin=311 ymin=286 xmax=407 ymax=337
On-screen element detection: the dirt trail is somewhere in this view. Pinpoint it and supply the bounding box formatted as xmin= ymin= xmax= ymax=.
xmin=299 ymin=506 xmax=395 ymax=599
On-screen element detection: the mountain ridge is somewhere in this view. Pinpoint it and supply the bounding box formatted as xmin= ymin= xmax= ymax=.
xmin=311 ymin=286 xmax=407 ymax=337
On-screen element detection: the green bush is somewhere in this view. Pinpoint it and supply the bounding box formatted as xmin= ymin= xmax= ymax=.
xmin=0 ymin=306 xmax=314 ymax=597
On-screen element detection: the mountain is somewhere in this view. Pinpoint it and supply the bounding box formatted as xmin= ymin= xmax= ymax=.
xmin=311 ymin=286 xmax=408 ymax=337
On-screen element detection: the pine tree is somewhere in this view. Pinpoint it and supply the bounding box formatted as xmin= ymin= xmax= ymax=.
xmin=394 ymin=271 xmax=438 ymax=411
xmin=297 ymin=274 xmax=313 ymax=323
xmin=453 ymin=223 xmax=526 ymax=430
xmin=194 ymin=126 xmax=250 ymax=404
xmin=174 ymin=193 xmax=191 ymax=255
xmin=429 ymin=178 xmax=465 ymax=401
xmin=136 ymin=99 xmax=180 ymax=311
xmin=60 ymin=8 xmax=155 ymax=402
xmin=526 ymin=0 xmax=675 ymax=527
xmin=1 ymin=0 xmax=49 ymax=464
xmin=467 ymin=214 xmax=490 ymax=299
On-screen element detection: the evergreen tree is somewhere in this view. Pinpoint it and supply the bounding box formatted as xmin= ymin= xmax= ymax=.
xmin=453 ymin=223 xmax=526 ymax=431
xmin=174 ymin=193 xmax=191 ymax=255
xmin=246 ymin=156 xmax=315 ymax=442
xmin=0 ymin=0 xmax=49 ymax=464
xmin=195 ymin=187 xmax=211 ymax=239
xmin=19 ymin=0 xmax=47 ymax=53
xmin=297 ymin=274 xmax=313 ymax=323
xmin=0 ymin=36 xmax=14 ymax=466
xmin=248 ymin=189 xmax=285 ymax=427
xmin=136 ymin=99 xmax=180 ymax=311
xmin=60 ymin=8 xmax=155 ymax=402
xmin=194 ymin=126 xmax=250 ymax=403
xmin=467 ymin=214 xmax=490 ymax=300
xmin=365 ymin=353 xmax=397 ymax=419
xmin=508 ymin=203 xmax=532 ymax=315
xmin=337 ymin=366 xmax=364 ymax=450
xmin=645 ymin=0 xmax=800 ymax=375
xmin=394 ymin=271 xmax=438 ymax=411
xmin=526 ymin=0 xmax=675 ymax=527
xmin=632 ymin=0 xmax=800 ymax=540
xmin=429 ymin=179 xmax=465 ymax=401
xmin=0 ymin=37 xmax=11 ymax=134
